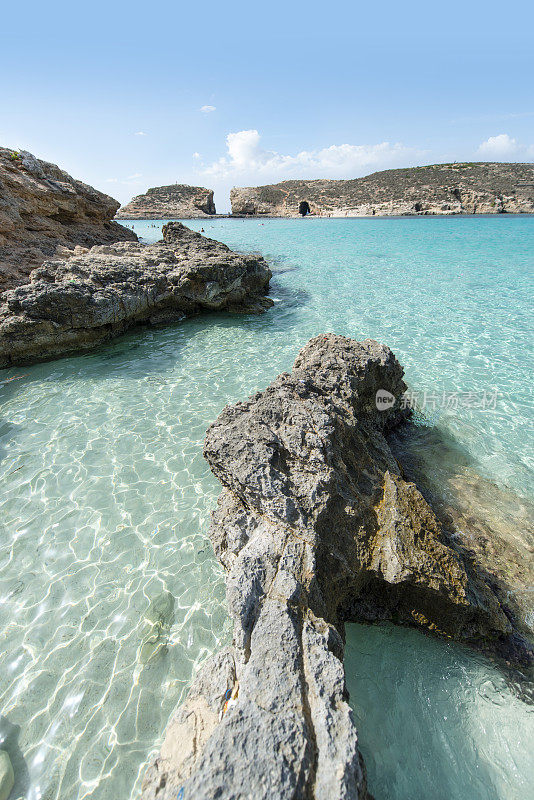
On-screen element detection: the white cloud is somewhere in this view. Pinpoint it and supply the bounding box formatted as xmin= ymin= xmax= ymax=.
xmin=477 ymin=134 xmax=519 ymax=157
xmin=202 ymin=129 xmax=425 ymax=182
xmin=104 ymin=174 xmax=143 ymax=186
xmin=200 ymin=105 xmax=216 ymax=114
xmin=477 ymin=133 xmax=534 ymax=159
xmin=192 ymin=152 xmax=201 ymax=159
xmin=134 ymin=131 xmax=147 ymax=136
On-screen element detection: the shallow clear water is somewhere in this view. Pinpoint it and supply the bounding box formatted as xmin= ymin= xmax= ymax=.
xmin=1 ymin=217 xmax=533 ymax=799
xmin=345 ymin=623 xmax=534 ymax=800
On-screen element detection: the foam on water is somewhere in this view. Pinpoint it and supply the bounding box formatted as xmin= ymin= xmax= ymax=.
xmin=1 ymin=217 xmax=533 ymax=798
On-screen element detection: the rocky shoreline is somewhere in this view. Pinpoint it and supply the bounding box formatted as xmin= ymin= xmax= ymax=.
xmin=0 ymin=222 xmax=272 ymax=368
xmin=230 ymin=163 xmax=534 ymax=217
xmin=141 ymin=335 xmax=532 ymax=800
xmin=2 ymin=148 xmax=532 ymax=800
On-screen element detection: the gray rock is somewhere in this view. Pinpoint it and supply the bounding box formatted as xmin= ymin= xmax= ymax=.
xmin=142 ymin=649 xmax=236 ymax=799
xmin=143 ymin=335 xmax=531 ymax=800
xmin=18 ymin=151 xmax=45 ymax=179
xmin=0 ymin=222 xmax=273 ymax=367
xmin=0 ymin=751 xmax=14 ymax=800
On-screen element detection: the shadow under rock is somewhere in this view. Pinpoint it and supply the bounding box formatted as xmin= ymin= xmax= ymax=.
xmin=0 ymin=419 xmax=19 ymax=469
xmin=386 ymin=418 xmax=534 ymax=687
xmin=267 ymin=279 xmax=311 ymax=310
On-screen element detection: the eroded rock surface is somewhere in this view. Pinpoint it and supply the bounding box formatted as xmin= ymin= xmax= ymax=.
xmin=116 ymin=184 xmax=216 ymax=219
xmin=230 ymin=162 xmax=534 ymax=216
xmin=0 ymin=222 xmax=272 ymax=367
xmin=0 ymin=147 xmax=136 ymax=291
xmin=143 ymin=335 xmax=530 ymax=800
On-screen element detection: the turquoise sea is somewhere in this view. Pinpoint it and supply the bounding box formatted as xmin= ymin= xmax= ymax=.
xmin=0 ymin=216 xmax=533 ymax=799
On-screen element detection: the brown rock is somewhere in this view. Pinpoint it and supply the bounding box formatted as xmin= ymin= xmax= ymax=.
xmin=116 ymin=184 xmax=216 ymax=219
xmin=230 ymin=162 xmax=534 ymax=216
xmin=0 ymin=148 xmax=137 ymax=291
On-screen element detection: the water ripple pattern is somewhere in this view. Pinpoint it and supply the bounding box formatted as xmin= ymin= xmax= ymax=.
xmin=345 ymin=623 xmax=534 ymax=800
xmin=1 ymin=216 xmax=533 ymax=799
xmin=0 ymin=339 xmax=232 ymax=799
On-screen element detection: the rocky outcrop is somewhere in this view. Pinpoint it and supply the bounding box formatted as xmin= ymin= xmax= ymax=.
xmin=0 ymin=147 xmax=137 ymax=292
xmin=230 ymin=162 xmax=534 ymax=216
xmin=116 ymin=185 xmax=216 ymax=219
xmin=142 ymin=335 xmax=531 ymax=800
xmin=0 ymin=222 xmax=272 ymax=368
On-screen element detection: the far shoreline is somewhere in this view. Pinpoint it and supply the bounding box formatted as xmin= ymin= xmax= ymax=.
xmin=116 ymin=212 xmax=534 ymax=222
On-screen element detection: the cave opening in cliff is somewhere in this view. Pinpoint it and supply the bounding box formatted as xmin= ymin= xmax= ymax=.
xmin=299 ymin=201 xmax=311 ymax=216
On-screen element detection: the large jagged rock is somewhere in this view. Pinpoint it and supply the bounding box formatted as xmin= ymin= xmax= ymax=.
xmin=0 ymin=222 xmax=272 ymax=368
xmin=143 ymin=335 xmax=530 ymax=800
xmin=0 ymin=147 xmax=137 ymax=291
xmin=116 ymin=184 xmax=216 ymax=219
xmin=230 ymin=162 xmax=534 ymax=216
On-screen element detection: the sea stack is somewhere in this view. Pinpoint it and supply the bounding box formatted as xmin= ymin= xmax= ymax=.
xmin=0 ymin=147 xmax=137 ymax=291
xmin=230 ymin=162 xmax=534 ymax=216
xmin=116 ymin=184 xmax=216 ymax=219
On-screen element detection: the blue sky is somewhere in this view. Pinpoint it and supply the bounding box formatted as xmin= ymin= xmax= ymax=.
xmin=2 ymin=0 xmax=533 ymax=210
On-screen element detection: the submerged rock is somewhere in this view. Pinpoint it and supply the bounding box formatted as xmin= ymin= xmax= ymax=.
xmin=0 ymin=751 xmax=14 ymax=800
xmin=142 ymin=335 xmax=531 ymax=800
xmin=139 ymin=591 xmax=175 ymax=664
xmin=388 ymin=421 xmax=534 ymax=637
xmin=0 ymin=146 xmax=137 ymax=292
xmin=0 ymin=222 xmax=272 ymax=368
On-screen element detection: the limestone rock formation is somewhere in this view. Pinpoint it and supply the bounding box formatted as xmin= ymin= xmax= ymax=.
xmin=230 ymin=162 xmax=534 ymax=216
xmin=142 ymin=335 xmax=530 ymax=800
xmin=0 ymin=147 xmax=137 ymax=291
xmin=0 ymin=222 xmax=272 ymax=368
xmin=116 ymin=185 xmax=216 ymax=219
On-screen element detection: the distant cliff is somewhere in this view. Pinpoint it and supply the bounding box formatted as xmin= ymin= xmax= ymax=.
xmin=0 ymin=147 xmax=136 ymax=292
xmin=230 ymin=163 xmax=534 ymax=217
xmin=116 ymin=184 xmax=216 ymax=219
